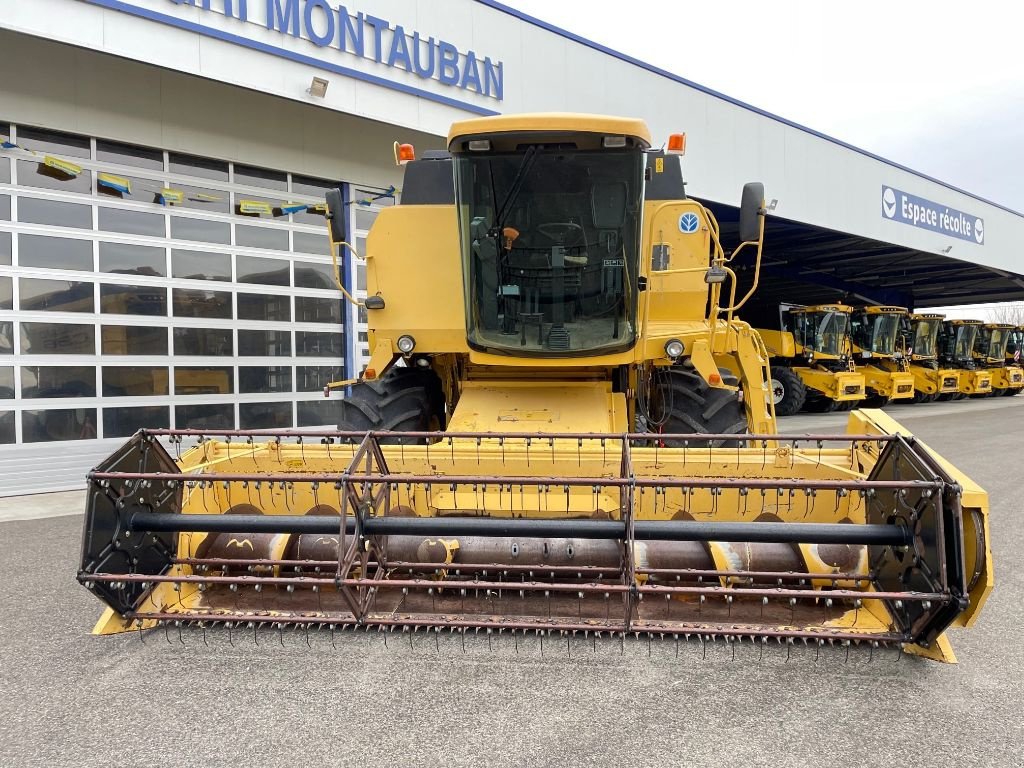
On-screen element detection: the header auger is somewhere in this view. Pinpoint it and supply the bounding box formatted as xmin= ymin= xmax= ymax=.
xmin=78 ymin=113 xmax=992 ymax=662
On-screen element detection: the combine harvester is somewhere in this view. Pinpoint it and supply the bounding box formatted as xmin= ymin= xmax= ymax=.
xmin=849 ymin=306 xmax=916 ymax=407
xmin=902 ymin=313 xmax=961 ymax=403
xmin=78 ymin=115 xmax=991 ymax=662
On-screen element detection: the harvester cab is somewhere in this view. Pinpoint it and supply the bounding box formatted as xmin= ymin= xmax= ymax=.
xmin=974 ymin=323 xmax=1024 ymax=397
xmin=901 ymin=313 xmax=960 ymax=402
xmin=1003 ymin=326 xmax=1024 ymax=397
xmin=755 ymin=303 xmax=865 ymax=416
xmin=849 ymin=306 xmax=916 ymax=406
xmin=937 ymin=319 xmax=992 ymax=398
xmin=77 ymin=113 xmax=991 ymax=663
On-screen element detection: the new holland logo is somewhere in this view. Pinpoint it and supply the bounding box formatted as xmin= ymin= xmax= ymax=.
xmin=679 ymin=212 xmax=700 ymax=233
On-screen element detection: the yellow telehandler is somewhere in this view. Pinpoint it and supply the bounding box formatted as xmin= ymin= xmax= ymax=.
xmin=77 ymin=114 xmax=990 ymax=662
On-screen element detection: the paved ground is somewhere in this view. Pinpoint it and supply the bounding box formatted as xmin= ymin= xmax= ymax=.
xmin=1 ymin=398 xmax=1022 ymax=767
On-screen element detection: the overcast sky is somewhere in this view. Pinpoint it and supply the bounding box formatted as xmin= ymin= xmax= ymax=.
xmin=504 ymin=0 xmax=1024 ymax=213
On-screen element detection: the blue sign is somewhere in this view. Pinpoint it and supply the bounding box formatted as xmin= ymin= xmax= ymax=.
xmin=168 ymin=0 xmax=503 ymax=101
xmin=881 ymin=186 xmax=984 ymax=245
xmin=679 ymin=212 xmax=699 ymax=233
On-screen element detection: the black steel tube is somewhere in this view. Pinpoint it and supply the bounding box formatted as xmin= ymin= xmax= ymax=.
xmin=127 ymin=511 xmax=911 ymax=546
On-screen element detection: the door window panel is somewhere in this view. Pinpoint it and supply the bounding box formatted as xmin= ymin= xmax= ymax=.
xmin=295 ymin=331 xmax=343 ymax=358
xmin=100 ymin=284 xmax=167 ymax=316
xmin=23 ymin=408 xmax=97 ymax=442
xmin=295 ymin=296 xmax=342 ymax=324
xmin=175 ymin=403 xmax=234 ymax=430
xmin=294 ymin=261 xmax=336 ymax=290
xmin=21 ymin=366 xmax=96 ymax=398
xmin=96 ymin=139 xmax=164 ymax=170
xmin=101 ymin=325 xmax=168 ymax=355
xmin=99 ymin=242 xmax=166 ymax=276
xmin=238 ymin=329 xmax=291 ymax=356
xmin=171 ymin=216 xmax=230 ymax=244
xmin=174 ymin=366 xmax=234 ymax=394
xmin=240 ymin=401 xmax=293 ymax=429
xmin=237 ymin=255 xmax=289 ymax=286
xmin=20 ymin=323 xmax=95 ymax=354
xmin=98 ymin=207 xmax=164 ymax=237
xmin=173 ymin=288 xmax=232 ymax=319
xmin=297 ymin=399 xmax=338 ymax=427
xmin=104 ymin=405 xmax=170 ymax=437
xmin=18 ymin=198 xmax=92 ymax=229
xmin=236 ymin=223 xmax=288 ymax=251
xmin=19 ymin=235 xmax=93 ymax=271
xmin=102 ymin=367 xmax=170 ymax=396
xmin=173 ymin=327 xmax=234 ymax=356
xmin=239 ymin=366 xmax=292 ymax=393
xmin=237 ymin=293 xmax=290 ymax=322
xmin=20 ymin=278 xmax=94 ymax=313
xmin=172 ymin=249 xmax=231 ymax=281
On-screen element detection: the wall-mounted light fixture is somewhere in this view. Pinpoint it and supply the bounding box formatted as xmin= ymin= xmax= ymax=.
xmin=307 ymin=77 xmax=329 ymax=98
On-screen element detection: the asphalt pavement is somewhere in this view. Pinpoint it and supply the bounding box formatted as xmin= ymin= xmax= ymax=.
xmin=1 ymin=397 xmax=1022 ymax=768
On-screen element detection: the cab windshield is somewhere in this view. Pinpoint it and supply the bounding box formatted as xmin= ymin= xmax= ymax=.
xmin=792 ymin=311 xmax=849 ymax=357
xmin=454 ymin=147 xmax=644 ymax=356
xmin=988 ymin=329 xmax=1008 ymax=360
xmin=869 ymin=314 xmax=902 ymax=355
xmin=912 ymin=318 xmax=939 ymax=358
xmin=955 ymin=325 xmax=978 ymax=360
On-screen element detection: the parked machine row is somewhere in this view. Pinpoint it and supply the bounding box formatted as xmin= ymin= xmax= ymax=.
xmin=754 ymin=304 xmax=1023 ymax=416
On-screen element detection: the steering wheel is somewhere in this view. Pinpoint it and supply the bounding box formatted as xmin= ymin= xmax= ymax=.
xmin=537 ymin=222 xmax=584 ymax=245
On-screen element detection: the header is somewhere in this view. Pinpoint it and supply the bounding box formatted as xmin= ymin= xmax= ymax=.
xmin=168 ymin=0 xmax=504 ymax=101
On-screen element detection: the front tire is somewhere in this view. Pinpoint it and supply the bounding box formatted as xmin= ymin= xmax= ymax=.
xmin=649 ymin=368 xmax=749 ymax=448
xmin=338 ymin=367 xmax=444 ymax=443
xmin=769 ymin=367 xmax=806 ymax=417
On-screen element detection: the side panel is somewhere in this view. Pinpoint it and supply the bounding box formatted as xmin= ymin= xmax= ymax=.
xmin=643 ymin=201 xmax=713 ymax=327
xmin=365 ymin=205 xmax=469 ymax=353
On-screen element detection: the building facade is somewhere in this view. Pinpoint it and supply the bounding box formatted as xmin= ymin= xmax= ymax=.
xmin=1 ymin=0 xmax=1021 ymax=494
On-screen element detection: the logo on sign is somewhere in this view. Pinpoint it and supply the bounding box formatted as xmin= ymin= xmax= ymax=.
xmin=880 ymin=186 xmax=984 ymax=245
xmin=679 ymin=212 xmax=700 ymax=233
xmin=882 ymin=188 xmax=897 ymax=218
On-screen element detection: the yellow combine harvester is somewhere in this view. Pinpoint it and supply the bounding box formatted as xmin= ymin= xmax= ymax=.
xmin=849 ymin=306 xmax=916 ymax=407
xmin=937 ymin=319 xmax=992 ymax=399
xmin=754 ymin=304 xmax=865 ymax=415
xmin=78 ymin=114 xmax=991 ymax=662
xmin=902 ymin=313 xmax=961 ymax=402
xmin=974 ymin=323 xmax=1024 ymax=397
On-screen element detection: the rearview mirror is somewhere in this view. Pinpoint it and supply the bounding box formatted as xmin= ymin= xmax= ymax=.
xmin=325 ymin=188 xmax=347 ymax=243
xmin=738 ymin=182 xmax=764 ymax=243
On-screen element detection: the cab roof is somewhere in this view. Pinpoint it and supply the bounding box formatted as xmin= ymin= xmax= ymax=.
xmin=448 ymin=113 xmax=652 ymax=149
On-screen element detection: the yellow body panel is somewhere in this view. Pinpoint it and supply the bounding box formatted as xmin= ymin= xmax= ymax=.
xmin=446 ymin=381 xmax=627 ymax=433
xmin=910 ymin=365 xmax=961 ymax=396
xmin=861 ymin=364 xmax=915 ymax=400
xmin=960 ymin=369 xmax=992 ymax=395
xmin=796 ymin=368 xmax=865 ymax=401
xmin=448 ymin=113 xmax=653 ymax=147
xmin=991 ymin=365 xmax=1024 ymax=390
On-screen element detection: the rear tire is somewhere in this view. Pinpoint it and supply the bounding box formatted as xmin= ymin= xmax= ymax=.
xmin=338 ymin=367 xmax=444 ymax=443
xmin=649 ymin=368 xmax=749 ymax=448
xmin=862 ymin=391 xmax=890 ymax=408
xmin=769 ymin=367 xmax=806 ymax=417
xmin=802 ymin=392 xmax=837 ymax=413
